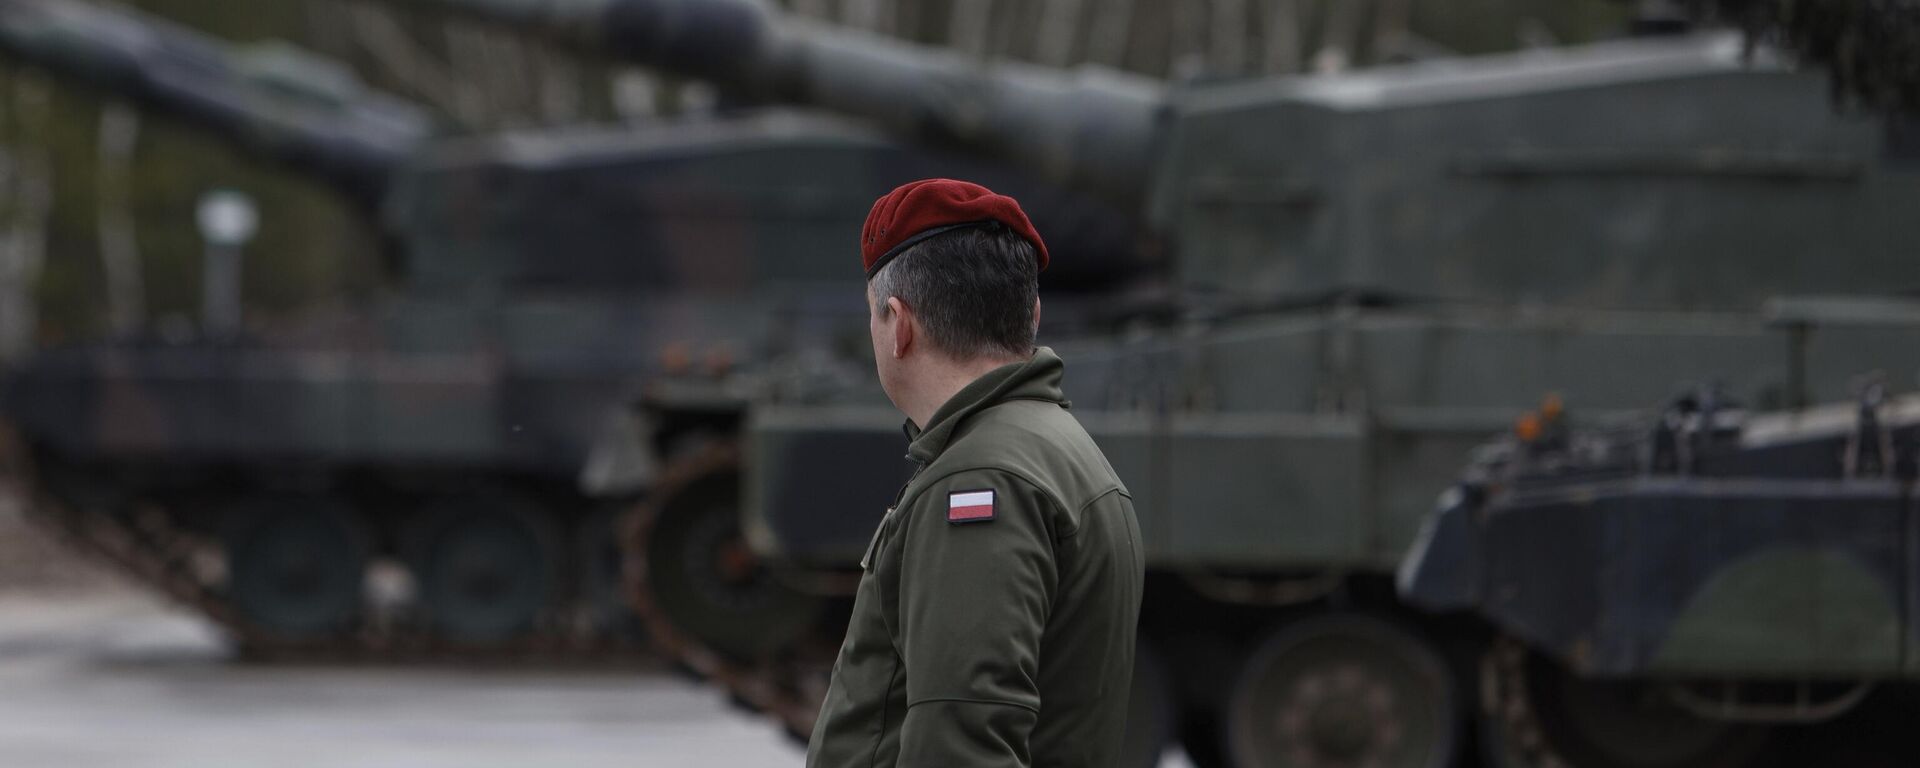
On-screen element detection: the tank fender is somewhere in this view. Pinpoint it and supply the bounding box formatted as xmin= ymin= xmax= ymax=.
xmin=1396 ymin=482 xmax=1485 ymax=612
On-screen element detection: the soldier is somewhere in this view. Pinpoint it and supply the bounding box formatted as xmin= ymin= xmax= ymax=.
xmin=806 ymin=179 xmax=1146 ymax=768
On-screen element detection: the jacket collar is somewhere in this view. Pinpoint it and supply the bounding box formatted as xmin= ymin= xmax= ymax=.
xmin=904 ymin=346 xmax=1069 ymax=464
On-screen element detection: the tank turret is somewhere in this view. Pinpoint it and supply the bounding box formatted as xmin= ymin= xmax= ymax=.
xmin=396 ymin=0 xmax=1163 ymax=204
xmin=393 ymin=0 xmax=1920 ymax=313
xmin=0 ymin=0 xmax=429 ymax=202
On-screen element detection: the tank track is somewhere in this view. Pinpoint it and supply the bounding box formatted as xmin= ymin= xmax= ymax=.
xmin=621 ymin=439 xmax=844 ymax=741
xmin=1481 ymin=635 xmax=1575 ymax=768
xmin=0 ymin=426 xmax=648 ymax=665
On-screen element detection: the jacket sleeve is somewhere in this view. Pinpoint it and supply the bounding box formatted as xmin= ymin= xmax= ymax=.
xmin=893 ymin=468 xmax=1059 ymax=767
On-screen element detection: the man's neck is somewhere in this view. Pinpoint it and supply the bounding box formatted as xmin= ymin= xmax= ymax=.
xmin=903 ymin=355 xmax=1025 ymax=429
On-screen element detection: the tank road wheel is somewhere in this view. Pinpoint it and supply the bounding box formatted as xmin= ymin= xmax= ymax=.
xmin=225 ymin=498 xmax=367 ymax=640
xmin=631 ymin=453 xmax=822 ymax=661
xmin=412 ymin=498 xmax=555 ymax=644
xmin=1121 ymin=637 xmax=1176 ymax=768
xmin=1480 ymin=637 xmax=1766 ymax=768
xmin=1226 ymin=614 xmax=1461 ymax=768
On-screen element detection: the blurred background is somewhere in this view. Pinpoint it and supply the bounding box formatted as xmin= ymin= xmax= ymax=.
xmin=1 ymin=0 xmax=1915 ymax=767
xmin=0 ymin=0 xmax=1635 ymax=351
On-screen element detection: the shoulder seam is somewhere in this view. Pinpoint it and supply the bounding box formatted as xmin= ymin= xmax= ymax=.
xmin=1059 ymin=486 xmax=1126 ymax=540
xmin=1075 ymin=486 xmax=1128 ymax=518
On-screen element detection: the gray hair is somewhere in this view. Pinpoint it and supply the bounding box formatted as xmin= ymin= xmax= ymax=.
xmin=868 ymin=222 xmax=1039 ymax=360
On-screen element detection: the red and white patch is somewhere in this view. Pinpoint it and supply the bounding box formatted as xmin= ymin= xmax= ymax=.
xmin=947 ymin=490 xmax=996 ymax=524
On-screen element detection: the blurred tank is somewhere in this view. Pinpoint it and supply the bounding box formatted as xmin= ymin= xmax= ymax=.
xmin=0 ymin=0 xmax=1142 ymax=658
xmin=397 ymin=0 xmax=1162 ymax=201
xmin=1400 ymin=379 xmax=1920 ymax=767
xmin=351 ymin=0 xmax=1920 ymax=764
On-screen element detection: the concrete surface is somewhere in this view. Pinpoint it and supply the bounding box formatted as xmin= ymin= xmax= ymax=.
xmin=0 ymin=593 xmax=808 ymax=768
xmin=0 ymin=501 xmax=1194 ymax=768
xmin=0 ymin=494 xmax=804 ymax=768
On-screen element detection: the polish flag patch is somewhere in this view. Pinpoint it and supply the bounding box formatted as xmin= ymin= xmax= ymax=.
xmin=947 ymin=490 xmax=996 ymax=524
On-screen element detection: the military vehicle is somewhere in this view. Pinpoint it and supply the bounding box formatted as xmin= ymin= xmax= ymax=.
xmin=1400 ymin=376 xmax=1920 ymax=767
xmin=395 ymin=0 xmax=1920 ymax=764
xmin=0 ymin=0 xmax=1140 ymax=658
xmin=398 ymin=0 xmax=1920 ymax=764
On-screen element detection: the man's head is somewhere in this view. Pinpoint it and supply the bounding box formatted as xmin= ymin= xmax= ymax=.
xmin=859 ymin=179 xmax=1047 ymax=418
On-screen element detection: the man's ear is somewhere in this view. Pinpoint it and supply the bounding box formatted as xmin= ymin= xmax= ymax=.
xmin=1032 ymin=297 xmax=1042 ymax=340
xmin=886 ymin=296 xmax=913 ymax=359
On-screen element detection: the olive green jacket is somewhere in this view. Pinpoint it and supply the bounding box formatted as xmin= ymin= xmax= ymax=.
xmin=806 ymin=347 xmax=1145 ymax=768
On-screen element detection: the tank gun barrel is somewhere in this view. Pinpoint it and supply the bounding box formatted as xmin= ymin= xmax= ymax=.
xmin=0 ymin=0 xmax=431 ymax=202
xmin=401 ymin=0 xmax=1163 ymax=202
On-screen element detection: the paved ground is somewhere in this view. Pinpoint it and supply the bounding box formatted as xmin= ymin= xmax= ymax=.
xmin=0 ymin=491 xmax=804 ymax=768
xmin=0 ymin=593 xmax=810 ymax=768
xmin=0 ymin=496 xmax=1193 ymax=767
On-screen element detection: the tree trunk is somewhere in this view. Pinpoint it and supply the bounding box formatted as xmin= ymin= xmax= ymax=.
xmin=949 ymin=0 xmax=996 ymax=58
xmin=1087 ymin=0 xmax=1138 ymax=69
xmin=97 ymin=103 xmax=144 ymax=337
xmin=1169 ymin=0 xmax=1208 ymax=78
xmin=346 ymin=3 xmax=462 ymax=117
xmin=791 ymin=0 xmax=829 ymax=20
xmin=0 ymin=75 xmax=52 ymax=360
xmin=1262 ymin=0 xmax=1302 ymax=74
xmin=1368 ymin=0 xmax=1412 ymax=64
xmin=1314 ymin=0 xmax=1364 ymax=73
xmin=1036 ymin=0 xmax=1087 ymax=66
xmin=482 ymin=29 xmax=536 ymax=126
xmin=1211 ymin=0 xmax=1248 ymax=75
xmin=842 ymin=0 xmax=886 ymax=33
xmin=0 ymin=81 xmax=19 ymax=360
xmin=533 ymin=48 xmax=583 ymax=125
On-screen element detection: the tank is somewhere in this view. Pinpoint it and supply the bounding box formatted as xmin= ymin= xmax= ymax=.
xmin=0 ymin=0 xmax=1141 ymax=659
xmin=1399 ymin=378 xmax=1920 ymax=767
xmin=400 ymin=0 xmax=1920 ymax=762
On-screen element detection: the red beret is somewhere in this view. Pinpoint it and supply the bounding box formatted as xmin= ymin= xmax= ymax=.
xmin=860 ymin=178 xmax=1049 ymax=279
